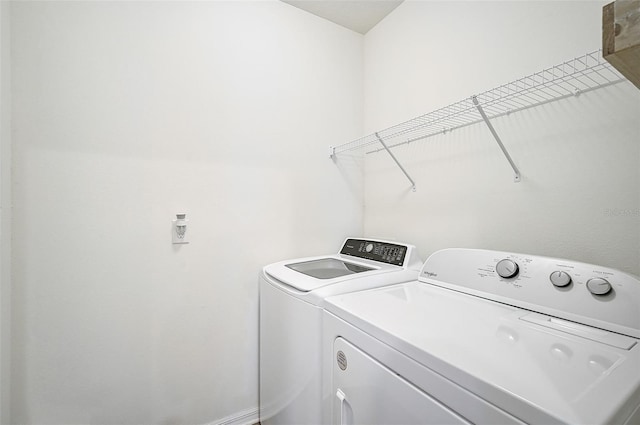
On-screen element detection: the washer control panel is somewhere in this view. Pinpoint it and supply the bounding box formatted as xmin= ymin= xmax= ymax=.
xmin=494 ymin=257 xmax=614 ymax=296
xmin=340 ymin=239 xmax=408 ymax=266
xmin=419 ymin=248 xmax=640 ymax=338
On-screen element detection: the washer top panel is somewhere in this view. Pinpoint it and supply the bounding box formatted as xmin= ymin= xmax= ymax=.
xmin=263 ymin=238 xmax=421 ymax=293
xmin=286 ymin=258 xmax=374 ymax=279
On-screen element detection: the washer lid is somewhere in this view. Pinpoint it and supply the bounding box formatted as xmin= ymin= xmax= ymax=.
xmin=285 ymin=258 xmax=374 ymax=279
xmin=325 ymin=282 xmax=640 ymax=424
xmin=264 ymin=254 xmax=392 ymax=292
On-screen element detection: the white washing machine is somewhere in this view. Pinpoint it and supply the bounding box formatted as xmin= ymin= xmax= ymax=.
xmin=259 ymin=238 xmax=421 ymax=425
xmin=323 ymin=248 xmax=640 ymax=424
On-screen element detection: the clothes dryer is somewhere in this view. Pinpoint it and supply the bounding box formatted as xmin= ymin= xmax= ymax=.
xmin=323 ymin=248 xmax=640 ymax=424
xmin=259 ymin=238 xmax=421 ymax=425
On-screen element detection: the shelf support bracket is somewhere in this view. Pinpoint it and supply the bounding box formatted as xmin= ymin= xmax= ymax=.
xmin=375 ymin=132 xmax=417 ymax=192
xmin=472 ymin=96 xmax=522 ymax=183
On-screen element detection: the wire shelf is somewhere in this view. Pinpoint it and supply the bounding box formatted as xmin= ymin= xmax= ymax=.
xmin=331 ymin=50 xmax=627 ymax=156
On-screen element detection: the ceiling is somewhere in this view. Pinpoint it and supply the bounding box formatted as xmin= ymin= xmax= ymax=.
xmin=281 ymin=0 xmax=404 ymax=34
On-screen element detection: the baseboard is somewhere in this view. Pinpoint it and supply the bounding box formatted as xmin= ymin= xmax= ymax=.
xmin=207 ymin=407 xmax=259 ymax=425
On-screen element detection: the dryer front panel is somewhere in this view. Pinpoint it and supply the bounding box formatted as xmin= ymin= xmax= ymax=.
xmin=331 ymin=337 xmax=469 ymax=425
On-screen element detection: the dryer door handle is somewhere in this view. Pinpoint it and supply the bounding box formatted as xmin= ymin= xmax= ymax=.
xmin=336 ymin=389 xmax=351 ymax=425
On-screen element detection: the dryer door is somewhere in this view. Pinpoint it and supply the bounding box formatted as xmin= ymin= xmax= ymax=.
xmin=332 ymin=337 xmax=469 ymax=425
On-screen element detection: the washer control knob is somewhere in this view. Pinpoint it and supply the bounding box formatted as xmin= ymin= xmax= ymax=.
xmin=586 ymin=278 xmax=612 ymax=296
xmin=365 ymin=243 xmax=374 ymax=253
xmin=550 ymin=271 xmax=572 ymax=287
xmin=496 ymin=259 xmax=519 ymax=279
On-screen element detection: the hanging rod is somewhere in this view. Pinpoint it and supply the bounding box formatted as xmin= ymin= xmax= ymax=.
xmin=331 ymin=49 xmax=627 ymax=158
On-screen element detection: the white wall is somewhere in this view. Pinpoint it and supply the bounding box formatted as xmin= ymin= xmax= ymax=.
xmin=11 ymin=1 xmax=639 ymax=423
xmin=1 ymin=1 xmax=12 ymax=423
xmin=10 ymin=1 xmax=363 ymax=424
xmin=362 ymin=1 xmax=640 ymax=275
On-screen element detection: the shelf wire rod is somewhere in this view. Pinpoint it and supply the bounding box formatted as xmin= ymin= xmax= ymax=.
xmin=592 ymin=67 xmax=616 ymax=82
xmin=511 ymin=91 xmax=543 ymax=105
xmin=412 ymin=111 xmax=474 ymax=135
xmin=489 ymin=90 xmax=544 ymax=110
xmin=575 ymin=56 xmax=594 ymax=78
xmin=592 ymin=65 xmax=619 ymax=82
xmin=445 ymin=114 xmax=473 ymax=127
xmin=539 ymin=79 xmax=571 ymax=98
xmin=502 ymin=95 xmax=533 ymax=109
xmin=488 ymin=62 xmax=617 ymax=112
xmin=567 ymin=60 xmax=584 ymax=84
xmin=372 ymin=114 xmax=488 ymax=153
xmin=518 ymin=80 xmax=621 ymax=115
xmin=472 ymin=96 xmax=521 ymax=183
xmin=575 ymin=68 xmax=605 ymax=86
xmin=527 ymin=81 xmax=568 ymax=99
xmin=381 ymin=111 xmax=451 ymax=140
xmin=491 ymin=82 xmax=547 ymax=103
xmin=385 ymin=104 xmax=476 ymax=141
xmin=412 ymin=112 xmax=485 ymax=146
xmin=375 ymin=132 xmax=416 ymax=191
xmin=594 ymin=64 xmax=619 ymax=79
xmin=477 ymin=81 xmax=623 ymax=130
xmin=333 ymin=135 xmax=381 ymax=155
xmin=497 ymin=91 xmax=538 ymax=108
xmin=555 ymin=72 xmax=583 ymax=93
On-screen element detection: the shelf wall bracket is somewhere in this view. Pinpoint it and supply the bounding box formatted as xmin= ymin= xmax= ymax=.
xmin=472 ymin=96 xmax=522 ymax=183
xmin=375 ymin=132 xmax=417 ymax=192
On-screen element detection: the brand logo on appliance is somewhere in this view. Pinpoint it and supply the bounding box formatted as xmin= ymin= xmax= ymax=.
xmin=423 ymin=271 xmax=438 ymax=277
